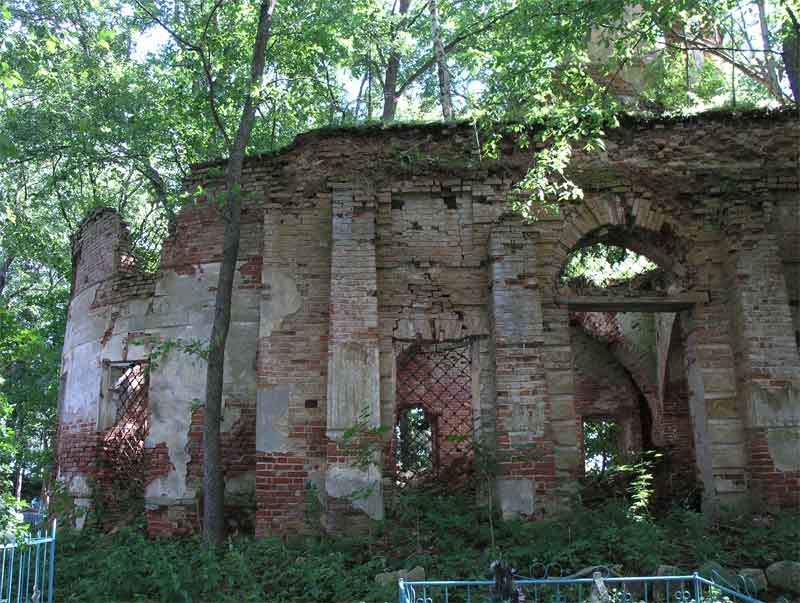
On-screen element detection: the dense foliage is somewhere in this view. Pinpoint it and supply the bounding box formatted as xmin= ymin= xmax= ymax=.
xmin=1 ymin=0 xmax=797 ymax=527
xmin=55 ymin=492 xmax=799 ymax=602
xmin=562 ymin=244 xmax=658 ymax=287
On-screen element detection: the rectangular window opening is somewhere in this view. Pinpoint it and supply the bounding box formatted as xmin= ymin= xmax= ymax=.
xmin=582 ymin=418 xmax=621 ymax=477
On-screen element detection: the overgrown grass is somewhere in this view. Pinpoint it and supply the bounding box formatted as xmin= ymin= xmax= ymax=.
xmin=55 ymin=493 xmax=798 ymax=603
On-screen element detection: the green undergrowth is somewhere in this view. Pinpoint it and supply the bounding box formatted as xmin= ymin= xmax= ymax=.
xmin=55 ymin=494 xmax=798 ymax=603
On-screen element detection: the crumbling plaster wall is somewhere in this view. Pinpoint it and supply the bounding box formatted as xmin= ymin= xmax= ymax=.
xmin=58 ymin=205 xmax=262 ymax=533
xmin=57 ymin=110 xmax=800 ymax=536
xmin=57 ymin=208 xmax=157 ymax=526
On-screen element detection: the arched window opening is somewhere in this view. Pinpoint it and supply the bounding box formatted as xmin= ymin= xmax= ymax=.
xmin=561 ymin=243 xmax=657 ymax=288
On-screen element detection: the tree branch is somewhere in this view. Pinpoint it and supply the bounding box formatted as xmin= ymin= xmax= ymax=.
xmin=137 ymin=161 xmax=177 ymax=232
xmin=666 ymin=28 xmax=792 ymax=103
xmin=396 ymin=6 xmax=517 ymax=96
xmin=134 ymin=0 xmax=232 ymax=147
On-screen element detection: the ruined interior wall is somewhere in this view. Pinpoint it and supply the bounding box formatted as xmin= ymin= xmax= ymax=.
xmin=540 ymin=111 xmax=799 ymax=509
xmin=657 ymin=317 xmax=698 ymax=502
xmin=573 ymin=311 xmax=661 ymax=436
xmin=571 ymin=325 xmax=643 ymax=459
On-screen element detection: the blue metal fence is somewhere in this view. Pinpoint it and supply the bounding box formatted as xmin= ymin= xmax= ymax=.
xmin=399 ymin=571 xmax=765 ymax=603
xmin=0 ymin=519 xmax=56 ymax=603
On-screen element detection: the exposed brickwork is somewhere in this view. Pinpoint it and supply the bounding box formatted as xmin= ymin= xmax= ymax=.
xmin=71 ymin=208 xmax=130 ymax=296
xmin=56 ymin=421 xmax=101 ymax=482
xmin=747 ymin=428 xmax=800 ymax=509
xmin=254 ymin=452 xmax=308 ymax=538
xmin=146 ymin=504 xmax=197 ymax=538
xmin=185 ymin=400 xmax=257 ymax=488
xmin=58 ymin=110 xmax=800 ymax=536
xmin=92 ymin=272 xmax=157 ymax=309
xmin=145 ymin=443 xmax=174 ymax=485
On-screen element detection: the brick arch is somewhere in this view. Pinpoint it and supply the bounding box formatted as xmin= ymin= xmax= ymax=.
xmin=560 ymin=226 xmax=689 ymax=285
xmin=549 ymin=199 xmax=692 ymax=289
xmin=553 ymin=209 xmax=696 ymax=450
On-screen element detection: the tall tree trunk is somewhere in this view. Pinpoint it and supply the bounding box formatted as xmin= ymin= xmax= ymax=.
xmin=15 ymin=463 xmax=23 ymax=502
xmin=382 ymin=59 xmax=400 ymax=122
xmin=0 ymin=255 xmax=13 ymax=297
xmin=13 ymin=413 xmax=23 ymax=502
xmin=756 ymin=0 xmax=781 ymax=100
xmin=381 ymin=0 xmax=411 ymax=122
xmin=784 ymin=9 xmax=800 ymax=104
xmin=203 ymin=0 xmax=277 ymax=546
xmin=429 ymin=0 xmax=453 ymax=120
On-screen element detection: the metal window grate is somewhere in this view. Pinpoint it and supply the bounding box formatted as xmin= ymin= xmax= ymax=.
xmin=395 ymin=341 xmax=473 ymax=485
xmin=101 ymin=361 xmax=149 ymax=490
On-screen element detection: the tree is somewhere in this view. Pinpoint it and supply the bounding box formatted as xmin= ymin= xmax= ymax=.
xmin=783 ymin=5 xmax=800 ymax=102
xmin=200 ymin=0 xmax=277 ymax=547
xmin=429 ymin=0 xmax=453 ymax=120
xmin=134 ymin=0 xmax=277 ymax=545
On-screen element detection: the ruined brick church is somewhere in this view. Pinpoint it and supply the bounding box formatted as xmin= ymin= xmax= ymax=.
xmin=56 ymin=110 xmax=800 ymax=537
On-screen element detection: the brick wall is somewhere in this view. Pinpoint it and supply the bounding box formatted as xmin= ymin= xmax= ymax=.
xmin=57 ymin=209 xmax=159 ymax=527
xmin=58 ymin=110 xmax=800 ymax=535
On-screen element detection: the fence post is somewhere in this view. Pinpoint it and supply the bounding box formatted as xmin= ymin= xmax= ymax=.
xmin=47 ymin=519 xmax=56 ymax=603
xmin=592 ymin=571 xmax=610 ymax=603
xmin=398 ymin=578 xmax=405 ymax=603
xmin=693 ymin=572 xmax=701 ymax=603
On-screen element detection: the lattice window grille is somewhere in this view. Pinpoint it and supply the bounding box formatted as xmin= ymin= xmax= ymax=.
xmin=102 ymin=361 xmax=149 ymax=479
xmin=394 ymin=341 xmax=473 ymax=485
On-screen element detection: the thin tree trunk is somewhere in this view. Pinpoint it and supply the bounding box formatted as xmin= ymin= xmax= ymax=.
xmin=382 ymin=0 xmax=411 ymax=122
xmin=429 ymin=0 xmax=453 ymax=120
xmin=756 ymin=0 xmax=781 ymax=100
xmin=203 ymin=0 xmax=277 ymax=546
xmin=784 ymin=8 xmax=800 ymax=104
xmin=15 ymin=464 xmax=23 ymax=502
xmin=394 ymin=5 xmax=518 ymax=100
xmin=353 ymin=73 xmax=368 ymax=121
xmin=0 ymin=255 xmax=12 ymax=297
